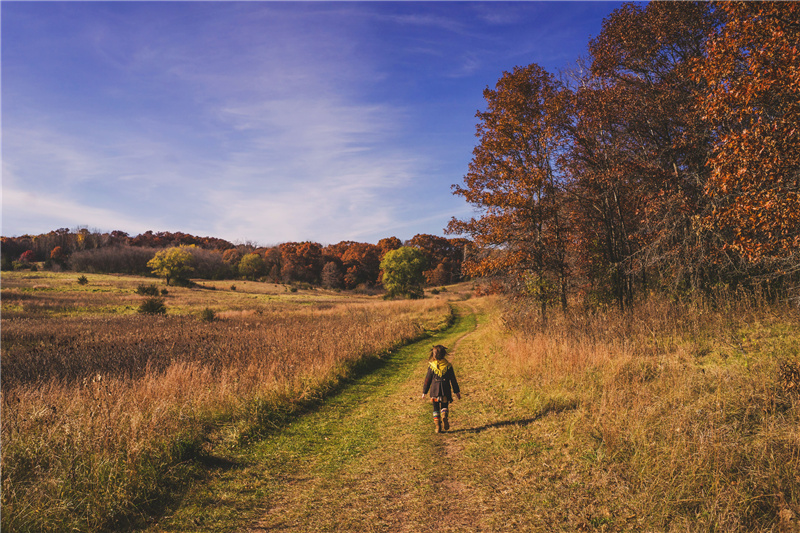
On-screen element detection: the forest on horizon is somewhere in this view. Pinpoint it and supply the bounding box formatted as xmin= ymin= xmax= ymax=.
xmin=0 ymin=227 xmax=469 ymax=291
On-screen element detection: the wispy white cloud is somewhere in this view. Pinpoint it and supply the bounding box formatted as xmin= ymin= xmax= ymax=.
xmin=1 ymin=176 xmax=152 ymax=236
xmin=2 ymin=2 xmax=614 ymax=243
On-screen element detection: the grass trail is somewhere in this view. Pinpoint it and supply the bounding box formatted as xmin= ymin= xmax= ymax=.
xmin=145 ymin=302 xmax=478 ymax=532
xmin=144 ymin=299 xmax=625 ymax=532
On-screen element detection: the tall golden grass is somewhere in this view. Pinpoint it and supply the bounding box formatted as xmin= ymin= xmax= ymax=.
xmin=1 ymin=296 xmax=452 ymax=532
xmin=493 ymin=289 xmax=800 ymax=530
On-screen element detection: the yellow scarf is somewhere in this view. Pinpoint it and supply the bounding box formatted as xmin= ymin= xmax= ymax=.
xmin=429 ymin=359 xmax=451 ymax=377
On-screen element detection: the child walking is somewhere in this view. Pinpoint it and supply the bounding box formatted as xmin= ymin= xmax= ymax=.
xmin=421 ymin=344 xmax=461 ymax=433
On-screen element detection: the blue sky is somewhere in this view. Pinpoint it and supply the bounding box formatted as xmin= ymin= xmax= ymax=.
xmin=2 ymin=1 xmax=621 ymax=245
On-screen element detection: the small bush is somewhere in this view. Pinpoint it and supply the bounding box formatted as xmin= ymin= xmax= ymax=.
xmin=136 ymin=283 xmax=159 ymax=296
xmin=77 ymin=275 xmax=89 ymax=285
xmin=160 ymin=288 xmax=169 ymax=296
xmin=431 ymin=288 xmax=440 ymax=295
xmin=230 ymin=285 xmax=237 ymax=291
xmin=138 ymin=297 xmax=166 ymax=315
xmin=200 ymin=308 xmax=216 ymax=322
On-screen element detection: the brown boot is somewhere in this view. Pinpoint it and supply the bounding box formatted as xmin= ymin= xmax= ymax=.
xmin=442 ymin=411 xmax=450 ymax=431
xmin=434 ymin=415 xmax=442 ymax=433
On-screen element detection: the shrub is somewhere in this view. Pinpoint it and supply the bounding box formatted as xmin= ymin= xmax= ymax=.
xmin=19 ymin=250 xmax=36 ymax=263
xmin=200 ymin=308 xmax=216 ymax=322
xmin=230 ymin=285 xmax=237 ymax=291
xmin=160 ymin=288 xmax=169 ymax=296
xmin=138 ymin=297 xmax=166 ymax=315
xmin=77 ymin=275 xmax=89 ymax=285
xmin=172 ymin=277 xmax=196 ymax=288
xmin=135 ymin=284 xmax=160 ymax=296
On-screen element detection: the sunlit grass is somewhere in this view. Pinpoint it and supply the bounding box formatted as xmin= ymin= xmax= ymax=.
xmin=489 ymin=290 xmax=800 ymax=530
xmin=1 ymin=271 xmax=453 ymax=532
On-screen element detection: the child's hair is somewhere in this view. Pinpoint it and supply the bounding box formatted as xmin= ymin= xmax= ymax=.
xmin=429 ymin=344 xmax=448 ymax=361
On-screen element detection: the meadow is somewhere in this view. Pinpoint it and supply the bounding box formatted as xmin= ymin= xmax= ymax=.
xmin=2 ymin=270 xmax=799 ymax=532
xmin=487 ymin=289 xmax=800 ymax=530
xmin=1 ymin=271 xmax=454 ymax=532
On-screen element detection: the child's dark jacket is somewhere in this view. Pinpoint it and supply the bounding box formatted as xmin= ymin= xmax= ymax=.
xmin=422 ymin=359 xmax=460 ymax=402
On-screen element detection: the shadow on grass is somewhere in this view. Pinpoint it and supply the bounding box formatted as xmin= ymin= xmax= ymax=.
xmin=196 ymin=454 xmax=240 ymax=470
xmin=449 ymin=401 xmax=578 ymax=435
xmin=450 ymin=416 xmax=543 ymax=434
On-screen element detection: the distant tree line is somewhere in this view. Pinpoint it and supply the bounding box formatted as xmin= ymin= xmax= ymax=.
xmin=0 ymin=227 xmax=469 ymax=289
xmin=448 ymin=2 xmax=800 ymax=312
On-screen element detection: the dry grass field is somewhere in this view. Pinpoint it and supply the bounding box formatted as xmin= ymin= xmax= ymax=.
xmin=1 ymin=271 xmax=454 ymax=532
xmin=141 ymin=291 xmax=800 ymax=533
xmin=3 ymin=270 xmax=799 ymax=532
xmin=486 ymin=291 xmax=800 ymax=531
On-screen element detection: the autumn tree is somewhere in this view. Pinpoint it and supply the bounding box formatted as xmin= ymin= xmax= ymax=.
xmin=238 ymin=252 xmax=266 ymax=280
xmin=695 ymin=2 xmax=800 ymax=272
xmin=264 ymin=247 xmax=282 ymax=282
xmin=279 ymin=242 xmax=323 ymax=284
xmin=147 ymin=246 xmax=195 ymax=285
xmin=19 ymin=250 xmax=36 ymax=263
xmin=49 ymin=246 xmax=67 ymax=267
xmin=222 ymin=248 xmax=243 ymax=266
xmin=448 ymin=63 xmax=572 ymax=314
xmin=407 ymin=234 xmax=466 ymax=286
xmin=321 ymin=261 xmax=344 ymax=289
xmin=322 ymin=241 xmax=356 ymax=261
xmin=380 ymin=246 xmax=427 ymax=299
xmin=537 ymin=1 xmax=723 ymax=306
xmin=377 ymin=236 xmax=403 ymax=259
xmin=567 ymin=79 xmax=644 ymax=306
xmin=425 ymin=261 xmax=452 ymax=287
xmin=340 ymin=242 xmax=381 ymax=289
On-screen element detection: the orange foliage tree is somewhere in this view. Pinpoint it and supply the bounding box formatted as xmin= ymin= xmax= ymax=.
xmin=448 ymin=63 xmax=572 ymax=312
xmin=278 ymin=242 xmax=323 ymax=284
xmin=340 ymin=242 xmax=381 ymax=289
xmin=696 ymin=2 xmax=800 ymax=270
xmin=580 ymin=1 xmax=719 ymax=299
xmin=406 ymin=234 xmax=467 ymax=286
xmin=449 ymin=2 xmax=798 ymax=306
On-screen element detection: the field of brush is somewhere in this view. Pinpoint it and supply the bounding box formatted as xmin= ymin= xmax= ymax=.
xmin=3 ymin=270 xmax=799 ymax=532
xmin=488 ymin=291 xmax=800 ymax=530
xmin=0 ymin=271 xmax=455 ymax=532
